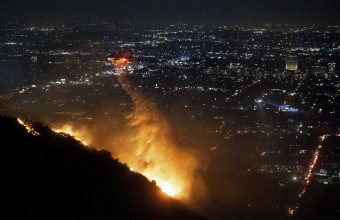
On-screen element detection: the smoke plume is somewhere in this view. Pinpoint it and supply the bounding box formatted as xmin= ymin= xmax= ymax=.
xmin=111 ymin=73 xmax=203 ymax=201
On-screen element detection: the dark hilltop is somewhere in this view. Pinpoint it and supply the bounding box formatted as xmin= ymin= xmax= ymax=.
xmin=0 ymin=116 xmax=205 ymax=220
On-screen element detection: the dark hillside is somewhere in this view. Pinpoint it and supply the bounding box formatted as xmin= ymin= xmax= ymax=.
xmin=0 ymin=116 xmax=205 ymax=220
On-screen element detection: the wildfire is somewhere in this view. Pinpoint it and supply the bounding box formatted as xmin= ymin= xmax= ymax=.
xmin=51 ymin=122 xmax=188 ymax=197
xmin=44 ymin=57 xmax=200 ymax=200
xmin=52 ymin=125 xmax=89 ymax=146
xmin=17 ymin=118 xmax=40 ymax=136
xmin=17 ymin=116 xmax=182 ymax=197
xmin=107 ymin=58 xmax=199 ymax=200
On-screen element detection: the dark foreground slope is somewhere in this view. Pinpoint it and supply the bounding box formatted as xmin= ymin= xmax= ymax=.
xmin=0 ymin=116 xmax=205 ymax=220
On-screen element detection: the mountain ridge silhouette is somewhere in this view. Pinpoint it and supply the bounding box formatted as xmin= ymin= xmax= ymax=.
xmin=0 ymin=116 xmax=206 ymax=220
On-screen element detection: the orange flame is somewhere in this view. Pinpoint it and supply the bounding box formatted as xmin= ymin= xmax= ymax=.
xmin=17 ymin=118 xmax=40 ymax=136
xmin=52 ymin=124 xmax=89 ymax=146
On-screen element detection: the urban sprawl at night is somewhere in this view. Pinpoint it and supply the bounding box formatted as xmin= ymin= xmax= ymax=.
xmin=1 ymin=19 xmax=340 ymax=219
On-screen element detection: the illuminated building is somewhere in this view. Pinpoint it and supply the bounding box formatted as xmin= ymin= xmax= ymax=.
xmin=327 ymin=62 xmax=337 ymax=79
xmin=285 ymin=55 xmax=298 ymax=71
xmin=328 ymin=62 xmax=336 ymax=73
xmin=229 ymin=62 xmax=241 ymax=69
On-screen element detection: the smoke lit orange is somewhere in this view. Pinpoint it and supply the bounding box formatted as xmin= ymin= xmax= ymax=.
xmin=108 ymin=57 xmax=200 ymax=199
xmin=49 ymin=57 xmax=201 ymax=200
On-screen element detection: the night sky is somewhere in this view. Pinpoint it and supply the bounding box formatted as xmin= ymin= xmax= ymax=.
xmin=1 ymin=0 xmax=340 ymax=24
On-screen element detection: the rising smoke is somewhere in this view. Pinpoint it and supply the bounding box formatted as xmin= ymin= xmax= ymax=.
xmin=110 ymin=72 xmax=205 ymax=201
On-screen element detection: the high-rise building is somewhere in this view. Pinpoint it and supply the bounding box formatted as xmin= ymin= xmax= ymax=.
xmin=328 ymin=62 xmax=336 ymax=73
xmin=285 ymin=56 xmax=298 ymax=71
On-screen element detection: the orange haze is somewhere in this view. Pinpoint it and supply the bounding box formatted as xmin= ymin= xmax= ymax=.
xmin=51 ymin=62 xmax=204 ymax=203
